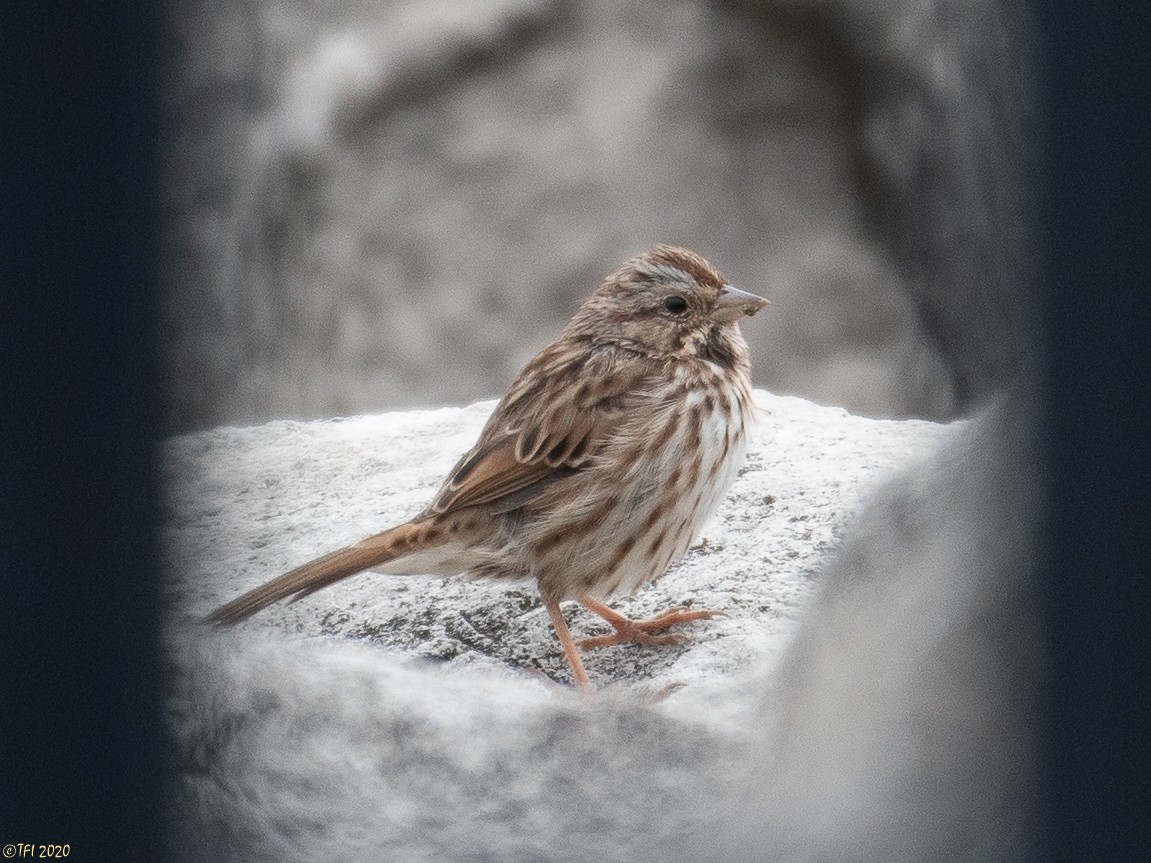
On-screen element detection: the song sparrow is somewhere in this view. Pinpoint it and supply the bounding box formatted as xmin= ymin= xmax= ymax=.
xmin=208 ymin=245 xmax=769 ymax=687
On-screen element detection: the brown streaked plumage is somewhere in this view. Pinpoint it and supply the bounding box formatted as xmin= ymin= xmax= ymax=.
xmin=208 ymin=245 xmax=769 ymax=688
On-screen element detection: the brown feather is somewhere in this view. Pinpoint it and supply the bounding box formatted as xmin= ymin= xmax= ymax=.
xmin=205 ymin=521 xmax=428 ymax=625
xmin=425 ymin=345 xmax=647 ymax=516
xmin=429 ymin=440 xmax=557 ymax=514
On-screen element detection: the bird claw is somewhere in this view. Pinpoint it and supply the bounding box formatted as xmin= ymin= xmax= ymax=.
xmin=577 ymin=606 xmax=726 ymax=651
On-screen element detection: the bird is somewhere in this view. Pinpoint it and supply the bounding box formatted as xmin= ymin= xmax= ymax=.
xmin=208 ymin=245 xmax=769 ymax=687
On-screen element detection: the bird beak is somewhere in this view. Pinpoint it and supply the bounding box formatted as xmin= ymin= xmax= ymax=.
xmin=712 ymin=284 xmax=770 ymax=322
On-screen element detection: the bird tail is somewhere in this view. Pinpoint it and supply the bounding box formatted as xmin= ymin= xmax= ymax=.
xmin=206 ymin=520 xmax=433 ymax=626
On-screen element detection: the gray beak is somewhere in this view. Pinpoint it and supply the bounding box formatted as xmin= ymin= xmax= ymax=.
xmin=712 ymin=284 xmax=770 ymax=322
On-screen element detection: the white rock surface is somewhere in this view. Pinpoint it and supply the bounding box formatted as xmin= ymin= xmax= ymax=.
xmin=164 ymin=391 xmax=1038 ymax=861
xmin=165 ymin=390 xmax=950 ymax=695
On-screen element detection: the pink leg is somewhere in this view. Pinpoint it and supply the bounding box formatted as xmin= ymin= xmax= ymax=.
xmin=545 ymin=599 xmax=591 ymax=689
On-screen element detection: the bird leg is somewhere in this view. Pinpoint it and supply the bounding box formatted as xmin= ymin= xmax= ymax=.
xmin=544 ymin=599 xmax=591 ymax=689
xmin=576 ymin=595 xmax=724 ymax=650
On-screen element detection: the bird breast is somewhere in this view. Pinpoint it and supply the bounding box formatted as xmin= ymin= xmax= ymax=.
xmin=526 ymin=365 xmax=754 ymax=603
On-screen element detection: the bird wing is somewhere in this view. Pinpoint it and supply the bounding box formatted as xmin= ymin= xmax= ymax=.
xmin=427 ymin=344 xmax=650 ymax=515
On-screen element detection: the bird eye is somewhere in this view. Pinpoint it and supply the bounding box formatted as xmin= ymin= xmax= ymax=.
xmin=663 ymin=295 xmax=688 ymax=314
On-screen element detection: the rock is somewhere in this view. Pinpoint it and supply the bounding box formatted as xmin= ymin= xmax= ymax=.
xmin=165 ymin=391 xmax=1040 ymax=860
xmin=165 ymin=391 xmax=949 ymax=690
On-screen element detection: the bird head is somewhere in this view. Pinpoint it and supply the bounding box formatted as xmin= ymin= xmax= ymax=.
xmin=565 ymin=245 xmax=769 ymax=364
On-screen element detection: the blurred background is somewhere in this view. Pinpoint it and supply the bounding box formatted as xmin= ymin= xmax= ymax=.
xmin=162 ymin=0 xmax=1034 ymax=432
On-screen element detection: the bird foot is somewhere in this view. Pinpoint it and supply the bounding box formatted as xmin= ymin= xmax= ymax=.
xmin=577 ymin=606 xmax=726 ymax=651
